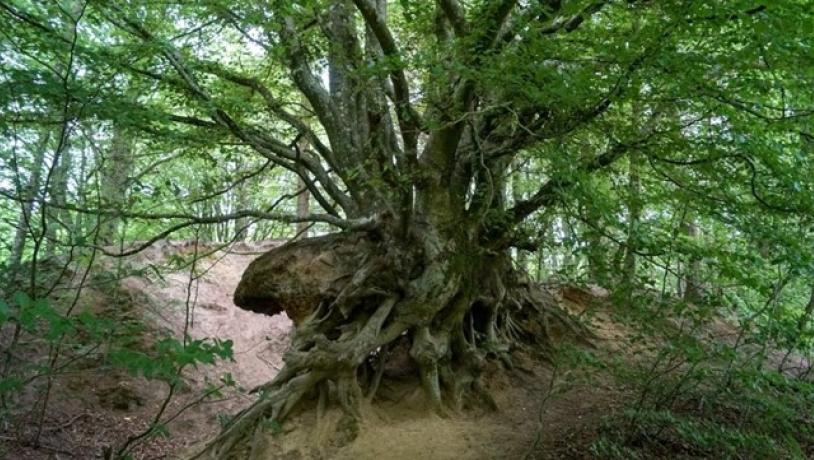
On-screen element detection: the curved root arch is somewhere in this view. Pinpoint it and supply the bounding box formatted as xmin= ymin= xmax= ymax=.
xmin=195 ymin=232 xmax=584 ymax=459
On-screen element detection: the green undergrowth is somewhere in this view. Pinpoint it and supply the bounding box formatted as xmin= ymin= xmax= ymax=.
xmin=0 ymin=263 xmax=236 ymax=459
xmin=558 ymin=287 xmax=814 ymax=459
xmin=590 ymin=369 xmax=814 ymax=459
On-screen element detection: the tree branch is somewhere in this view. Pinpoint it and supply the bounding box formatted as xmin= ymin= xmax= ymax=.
xmin=102 ymin=6 xmax=355 ymax=215
xmin=539 ymin=0 xmax=609 ymax=36
xmin=437 ymin=0 xmax=468 ymax=37
xmin=509 ymin=141 xmax=629 ymax=223
xmin=352 ymin=0 xmax=421 ymax=159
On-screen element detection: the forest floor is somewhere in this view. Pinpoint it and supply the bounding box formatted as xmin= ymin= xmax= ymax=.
xmin=1 ymin=241 xmax=788 ymax=459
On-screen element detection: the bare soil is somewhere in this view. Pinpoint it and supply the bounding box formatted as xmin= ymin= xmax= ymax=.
xmin=249 ymin=356 xmax=623 ymax=460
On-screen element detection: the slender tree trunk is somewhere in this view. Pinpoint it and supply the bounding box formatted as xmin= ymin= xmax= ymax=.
xmin=795 ymin=286 xmax=814 ymax=340
xmin=73 ymin=141 xmax=88 ymax=237
xmin=6 ymin=131 xmax=50 ymax=290
xmin=45 ymin=146 xmax=72 ymax=258
xmin=98 ymin=128 xmax=134 ymax=245
xmin=561 ymin=217 xmax=574 ymax=272
xmin=511 ymin=160 xmax=526 ymax=270
xmin=622 ymin=150 xmax=641 ymax=296
xmin=778 ymin=284 xmax=814 ymax=371
xmin=583 ymin=209 xmax=607 ymax=285
xmin=683 ymin=219 xmax=702 ymax=303
xmin=234 ymin=160 xmax=250 ymax=241
xmin=295 ymin=138 xmax=311 ymax=238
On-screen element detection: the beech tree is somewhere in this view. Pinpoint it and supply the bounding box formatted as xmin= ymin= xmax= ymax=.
xmin=2 ymin=0 xmax=813 ymax=457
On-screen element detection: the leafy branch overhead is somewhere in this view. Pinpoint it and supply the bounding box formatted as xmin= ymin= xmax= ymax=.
xmin=5 ymin=1 xmax=808 ymax=239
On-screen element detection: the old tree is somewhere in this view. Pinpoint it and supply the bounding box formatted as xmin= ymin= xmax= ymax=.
xmin=3 ymin=0 xmax=813 ymax=457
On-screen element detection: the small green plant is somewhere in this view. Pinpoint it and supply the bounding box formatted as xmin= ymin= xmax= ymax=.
xmin=216 ymin=412 xmax=233 ymax=429
xmin=263 ymin=417 xmax=284 ymax=437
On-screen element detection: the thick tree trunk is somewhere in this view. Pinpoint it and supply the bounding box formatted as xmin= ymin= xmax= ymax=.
xmin=181 ymin=3 xmax=603 ymax=457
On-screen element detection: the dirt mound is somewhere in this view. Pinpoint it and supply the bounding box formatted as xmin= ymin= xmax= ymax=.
xmin=117 ymin=240 xmax=292 ymax=390
xmin=2 ymin=240 xmax=294 ymax=459
xmin=213 ymin=282 xmax=625 ymax=460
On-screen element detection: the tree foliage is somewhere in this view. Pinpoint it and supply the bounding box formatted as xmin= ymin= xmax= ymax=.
xmin=1 ymin=0 xmax=814 ymax=458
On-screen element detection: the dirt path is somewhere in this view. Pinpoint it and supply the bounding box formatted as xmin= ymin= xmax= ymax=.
xmin=248 ymin=354 xmax=623 ymax=460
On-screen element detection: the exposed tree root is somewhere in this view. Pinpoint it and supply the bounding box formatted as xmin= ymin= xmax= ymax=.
xmin=194 ymin=232 xmax=588 ymax=459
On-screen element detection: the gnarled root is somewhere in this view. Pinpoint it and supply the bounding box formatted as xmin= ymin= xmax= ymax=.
xmin=194 ymin=233 xmax=587 ymax=459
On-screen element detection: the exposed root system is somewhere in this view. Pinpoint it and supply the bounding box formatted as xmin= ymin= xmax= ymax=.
xmin=198 ymin=231 xmax=587 ymax=459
